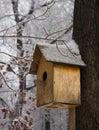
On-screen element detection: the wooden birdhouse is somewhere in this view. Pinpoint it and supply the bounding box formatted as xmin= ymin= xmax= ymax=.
xmin=29 ymin=42 xmax=85 ymax=108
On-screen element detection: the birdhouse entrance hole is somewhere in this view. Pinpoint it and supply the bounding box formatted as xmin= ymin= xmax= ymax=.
xmin=43 ymin=72 xmax=47 ymax=81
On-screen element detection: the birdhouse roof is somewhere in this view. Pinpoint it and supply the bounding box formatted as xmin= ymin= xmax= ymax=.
xmin=29 ymin=42 xmax=86 ymax=74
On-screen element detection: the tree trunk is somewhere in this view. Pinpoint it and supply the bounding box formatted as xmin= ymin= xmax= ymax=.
xmin=73 ymin=0 xmax=99 ymax=130
xmin=11 ymin=0 xmax=26 ymax=119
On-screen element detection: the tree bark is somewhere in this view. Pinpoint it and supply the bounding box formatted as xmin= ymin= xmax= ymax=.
xmin=11 ymin=0 xmax=34 ymax=124
xmin=73 ymin=0 xmax=99 ymax=130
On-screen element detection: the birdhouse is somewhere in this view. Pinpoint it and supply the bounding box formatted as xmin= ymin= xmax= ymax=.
xmin=29 ymin=42 xmax=85 ymax=108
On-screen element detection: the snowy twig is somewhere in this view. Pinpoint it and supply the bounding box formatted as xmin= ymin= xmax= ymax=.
xmin=45 ymin=27 xmax=70 ymax=39
xmin=0 ymin=72 xmax=16 ymax=92
xmin=0 ymin=3 xmax=54 ymax=34
xmin=0 ymin=35 xmax=67 ymax=42
xmin=0 ymin=52 xmax=32 ymax=61
xmin=62 ymin=41 xmax=76 ymax=57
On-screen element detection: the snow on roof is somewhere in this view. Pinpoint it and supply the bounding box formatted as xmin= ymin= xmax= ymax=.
xmin=29 ymin=40 xmax=86 ymax=74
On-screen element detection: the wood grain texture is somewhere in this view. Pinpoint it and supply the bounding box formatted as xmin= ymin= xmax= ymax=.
xmin=37 ymin=56 xmax=53 ymax=107
xmin=69 ymin=108 xmax=76 ymax=130
xmin=53 ymin=64 xmax=81 ymax=106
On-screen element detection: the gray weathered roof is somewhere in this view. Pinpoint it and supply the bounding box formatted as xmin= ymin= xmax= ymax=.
xmin=29 ymin=43 xmax=85 ymax=74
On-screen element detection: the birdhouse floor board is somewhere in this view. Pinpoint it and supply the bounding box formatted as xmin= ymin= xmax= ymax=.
xmin=37 ymin=102 xmax=79 ymax=109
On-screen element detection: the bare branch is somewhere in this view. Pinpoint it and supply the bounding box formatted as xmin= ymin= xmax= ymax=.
xmin=0 ymin=6 xmax=53 ymax=34
xmin=45 ymin=27 xmax=70 ymax=38
xmin=62 ymin=41 xmax=76 ymax=57
xmin=43 ymin=27 xmax=49 ymax=35
xmin=11 ymin=0 xmax=20 ymax=22
xmin=56 ymin=42 xmax=68 ymax=57
xmin=40 ymin=0 xmax=55 ymax=7
xmin=26 ymin=85 xmax=36 ymax=91
xmin=0 ymin=72 xmax=16 ymax=92
xmin=0 ymin=14 xmax=24 ymax=21
xmin=0 ymin=35 xmax=67 ymax=42
xmin=27 ymin=0 xmax=35 ymax=15
xmin=0 ymin=97 xmax=9 ymax=108
xmin=50 ymin=24 xmax=73 ymax=44
xmin=0 ymin=61 xmax=7 ymax=65
xmin=0 ymin=52 xmax=31 ymax=61
xmin=0 ymin=52 xmax=17 ymax=58
xmin=19 ymin=0 xmax=35 ymax=22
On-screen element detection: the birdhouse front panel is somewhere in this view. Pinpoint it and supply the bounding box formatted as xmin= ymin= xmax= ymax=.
xmin=37 ymin=56 xmax=53 ymax=107
xmin=53 ymin=64 xmax=81 ymax=106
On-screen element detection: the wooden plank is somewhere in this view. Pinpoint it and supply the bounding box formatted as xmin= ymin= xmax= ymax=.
xmin=69 ymin=108 xmax=76 ymax=130
xmin=53 ymin=64 xmax=81 ymax=106
xmin=37 ymin=56 xmax=53 ymax=107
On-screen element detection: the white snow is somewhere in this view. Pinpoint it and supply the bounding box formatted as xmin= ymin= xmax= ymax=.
xmin=67 ymin=39 xmax=80 ymax=55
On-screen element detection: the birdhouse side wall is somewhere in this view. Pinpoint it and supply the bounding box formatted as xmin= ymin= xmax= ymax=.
xmin=53 ymin=64 xmax=81 ymax=105
xmin=37 ymin=56 xmax=53 ymax=107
